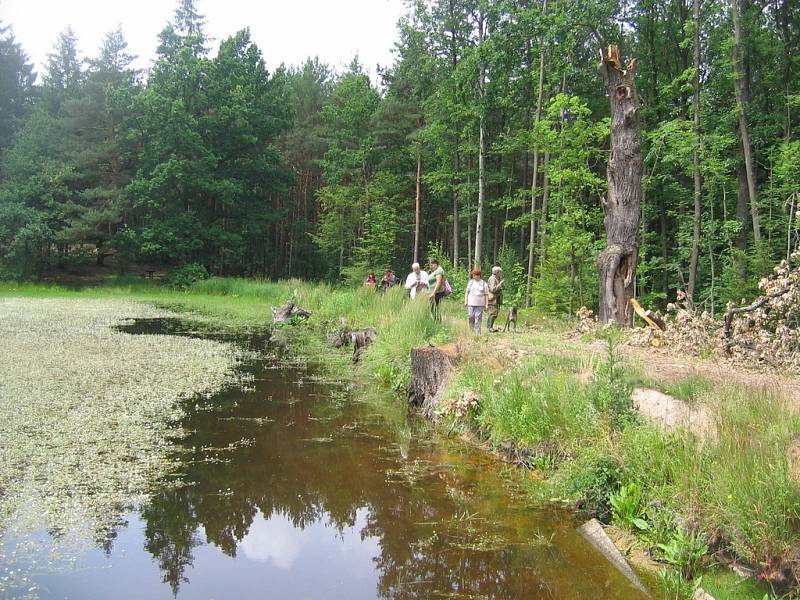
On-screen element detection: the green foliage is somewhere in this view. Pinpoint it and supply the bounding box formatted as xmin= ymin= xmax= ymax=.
xmin=657 ymin=528 xmax=708 ymax=600
xmin=554 ymin=447 xmax=621 ymax=520
xmin=1 ymin=0 xmax=796 ymax=314
xmin=166 ymin=263 xmax=209 ymax=289
xmin=609 ymin=483 xmax=649 ymax=532
xmin=590 ymin=329 xmax=634 ymax=429
xmin=659 ymin=568 xmax=700 ymax=600
xmin=657 ymin=527 xmax=708 ymax=581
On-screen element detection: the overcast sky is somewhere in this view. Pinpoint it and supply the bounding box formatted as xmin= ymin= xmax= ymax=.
xmin=1 ymin=0 xmax=408 ymax=81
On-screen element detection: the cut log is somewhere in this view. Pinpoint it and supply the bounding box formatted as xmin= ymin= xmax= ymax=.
xmin=578 ymin=519 xmax=650 ymax=596
xmin=407 ymin=344 xmax=460 ymax=418
xmin=271 ymin=300 xmax=312 ymax=324
xmin=630 ymin=298 xmax=665 ymax=331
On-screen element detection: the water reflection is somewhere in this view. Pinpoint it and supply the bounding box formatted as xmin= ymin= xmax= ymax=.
xmin=130 ymin=335 xmax=649 ymax=600
xmin=9 ymin=322 xmax=651 ymax=599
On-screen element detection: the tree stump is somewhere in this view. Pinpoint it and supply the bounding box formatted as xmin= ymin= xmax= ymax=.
xmin=350 ymin=328 xmax=377 ymax=362
xmin=271 ymin=300 xmax=312 ymax=324
xmin=407 ymin=344 xmax=460 ymax=418
xmin=598 ymin=45 xmax=643 ymax=326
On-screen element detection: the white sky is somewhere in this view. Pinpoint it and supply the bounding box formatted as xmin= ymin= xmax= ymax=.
xmin=0 ymin=0 xmax=408 ymax=82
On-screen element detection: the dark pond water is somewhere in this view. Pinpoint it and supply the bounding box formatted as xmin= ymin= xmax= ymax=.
xmin=5 ymin=319 xmax=651 ymax=599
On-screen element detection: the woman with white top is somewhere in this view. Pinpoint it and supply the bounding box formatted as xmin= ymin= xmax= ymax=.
xmin=464 ymin=268 xmax=489 ymax=334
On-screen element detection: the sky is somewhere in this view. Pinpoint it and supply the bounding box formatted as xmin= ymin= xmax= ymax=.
xmin=0 ymin=0 xmax=408 ymax=81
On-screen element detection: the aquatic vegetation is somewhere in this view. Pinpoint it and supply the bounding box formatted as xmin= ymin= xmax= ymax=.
xmin=0 ymin=298 xmax=238 ymax=552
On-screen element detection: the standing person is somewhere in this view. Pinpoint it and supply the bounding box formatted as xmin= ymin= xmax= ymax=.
xmin=428 ymin=258 xmax=446 ymax=320
xmin=365 ymin=272 xmax=377 ymax=288
xmin=464 ymin=268 xmax=489 ymax=334
xmin=381 ymin=270 xmax=397 ymax=293
xmin=404 ymin=263 xmax=429 ymax=299
xmin=487 ymin=266 xmax=505 ymax=332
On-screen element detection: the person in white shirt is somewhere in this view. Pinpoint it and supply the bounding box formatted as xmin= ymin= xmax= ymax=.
xmin=464 ymin=268 xmax=489 ymax=334
xmin=404 ymin=262 xmax=429 ymax=299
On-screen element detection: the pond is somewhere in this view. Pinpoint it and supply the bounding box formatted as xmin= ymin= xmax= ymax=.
xmin=3 ymin=318 xmax=650 ymax=599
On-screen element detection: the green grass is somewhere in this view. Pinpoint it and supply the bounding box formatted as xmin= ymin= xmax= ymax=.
xmin=702 ymin=568 xmax=776 ymax=599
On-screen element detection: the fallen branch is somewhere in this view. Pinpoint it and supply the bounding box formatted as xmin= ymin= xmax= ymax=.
xmin=723 ymin=287 xmax=791 ymax=339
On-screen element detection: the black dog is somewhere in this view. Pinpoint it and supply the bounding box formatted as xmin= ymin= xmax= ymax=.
xmin=503 ymin=306 xmax=518 ymax=332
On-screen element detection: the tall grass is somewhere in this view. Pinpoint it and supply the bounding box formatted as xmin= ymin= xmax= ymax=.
xmin=474 ymin=355 xmax=601 ymax=450
xmin=704 ymin=389 xmax=800 ymax=571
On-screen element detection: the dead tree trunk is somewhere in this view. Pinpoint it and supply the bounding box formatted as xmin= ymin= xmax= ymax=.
xmin=598 ymin=45 xmax=643 ymax=326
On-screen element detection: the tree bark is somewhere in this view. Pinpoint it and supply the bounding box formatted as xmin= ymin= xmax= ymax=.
xmin=735 ymin=161 xmax=749 ymax=277
xmin=466 ymin=155 xmax=473 ymax=271
xmin=414 ymin=152 xmax=422 ymax=264
xmin=598 ymin=45 xmax=643 ymax=326
xmin=731 ymin=0 xmax=761 ymax=243
xmin=474 ymin=10 xmax=487 ymax=269
xmin=475 ymin=114 xmax=486 ymax=268
xmin=538 ymin=150 xmax=551 ymax=273
xmin=687 ymin=0 xmax=702 ymax=307
xmin=525 ymin=0 xmax=547 ymax=307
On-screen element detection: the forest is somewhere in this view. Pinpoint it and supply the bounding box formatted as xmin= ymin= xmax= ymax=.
xmin=0 ymin=0 xmax=798 ymax=315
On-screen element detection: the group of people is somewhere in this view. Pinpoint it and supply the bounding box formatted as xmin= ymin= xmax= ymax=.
xmin=365 ymin=259 xmax=506 ymax=334
xmin=365 ymin=270 xmax=397 ymax=293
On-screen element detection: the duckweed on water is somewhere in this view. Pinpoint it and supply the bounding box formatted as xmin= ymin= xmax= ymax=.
xmin=0 ymin=298 xmax=238 ymax=553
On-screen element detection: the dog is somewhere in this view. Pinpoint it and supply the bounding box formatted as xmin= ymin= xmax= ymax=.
xmin=503 ymin=306 xmax=518 ymax=333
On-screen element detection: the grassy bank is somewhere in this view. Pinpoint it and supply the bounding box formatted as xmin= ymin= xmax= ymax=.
xmin=1 ymin=278 xmax=792 ymax=598
xmin=442 ymin=334 xmax=794 ymax=599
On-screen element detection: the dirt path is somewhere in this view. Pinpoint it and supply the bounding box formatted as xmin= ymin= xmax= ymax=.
xmin=620 ymin=344 xmax=800 ymax=402
xmin=483 ymin=326 xmax=800 ymax=403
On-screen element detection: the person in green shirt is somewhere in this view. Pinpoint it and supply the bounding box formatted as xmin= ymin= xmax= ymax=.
xmin=428 ymin=258 xmax=445 ymax=320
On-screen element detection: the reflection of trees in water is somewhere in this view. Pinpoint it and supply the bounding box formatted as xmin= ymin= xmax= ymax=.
xmin=141 ymin=489 xmax=202 ymax=597
xmin=138 ymin=364 xmax=625 ymax=599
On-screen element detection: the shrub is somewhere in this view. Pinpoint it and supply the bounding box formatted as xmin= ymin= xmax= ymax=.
xmin=167 ymin=263 xmax=210 ymax=289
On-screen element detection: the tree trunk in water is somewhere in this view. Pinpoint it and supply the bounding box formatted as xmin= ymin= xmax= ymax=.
xmin=731 ymin=0 xmax=761 ymax=243
xmin=598 ymin=45 xmax=643 ymax=326
xmin=525 ymin=0 xmax=548 ymax=307
xmin=414 ymin=152 xmax=422 ymax=264
xmin=687 ymin=0 xmax=702 ymax=307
